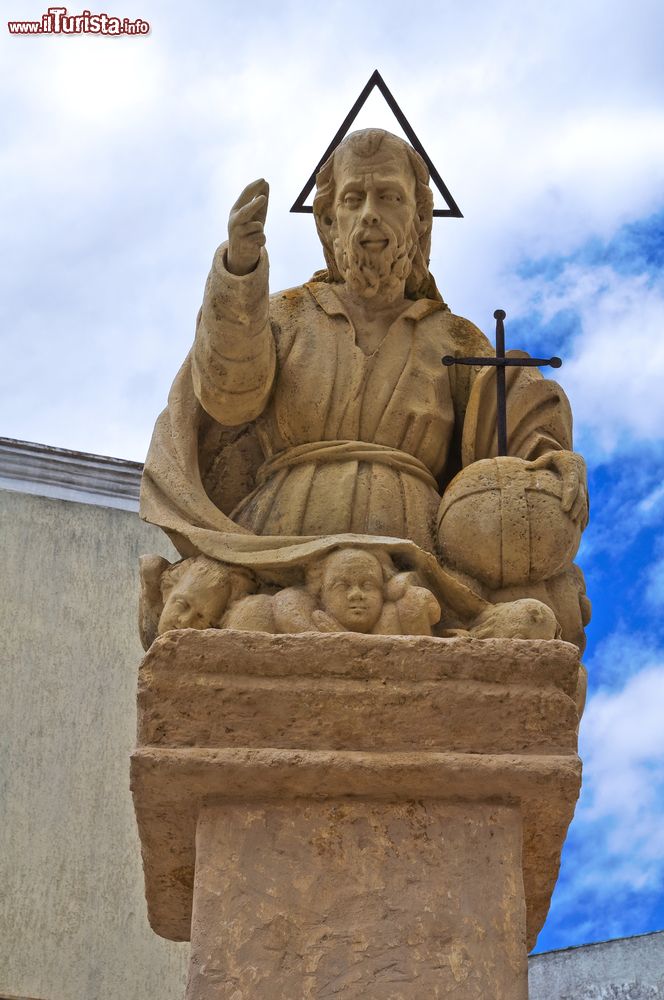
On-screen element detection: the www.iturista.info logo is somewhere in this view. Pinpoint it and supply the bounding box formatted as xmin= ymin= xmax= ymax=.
xmin=8 ymin=7 xmax=150 ymax=34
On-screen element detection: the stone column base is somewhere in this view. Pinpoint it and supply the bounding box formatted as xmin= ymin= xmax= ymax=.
xmin=131 ymin=631 xmax=582 ymax=998
xmin=187 ymin=797 xmax=526 ymax=999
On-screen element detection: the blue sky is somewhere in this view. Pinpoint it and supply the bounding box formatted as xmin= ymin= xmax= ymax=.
xmin=2 ymin=0 xmax=663 ymax=954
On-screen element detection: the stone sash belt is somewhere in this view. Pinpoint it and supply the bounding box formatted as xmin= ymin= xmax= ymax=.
xmin=256 ymin=440 xmax=439 ymax=492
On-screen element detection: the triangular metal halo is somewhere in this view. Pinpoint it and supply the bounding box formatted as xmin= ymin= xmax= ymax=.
xmin=290 ymin=69 xmax=463 ymax=218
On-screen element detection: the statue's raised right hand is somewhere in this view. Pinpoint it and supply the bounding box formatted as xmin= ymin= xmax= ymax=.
xmin=227 ymin=178 xmax=269 ymax=276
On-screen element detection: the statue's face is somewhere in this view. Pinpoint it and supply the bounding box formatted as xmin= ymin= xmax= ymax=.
xmin=320 ymin=549 xmax=384 ymax=632
xmin=331 ymin=144 xmax=418 ymax=299
xmin=158 ymin=569 xmax=230 ymax=632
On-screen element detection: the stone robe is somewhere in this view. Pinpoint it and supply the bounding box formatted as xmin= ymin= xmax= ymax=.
xmin=145 ymin=244 xmax=570 ymax=553
xmin=141 ymin=245 xmax=573 ymax=577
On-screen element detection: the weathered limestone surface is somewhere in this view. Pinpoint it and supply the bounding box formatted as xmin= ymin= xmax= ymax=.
xmin=131 ymin=629 xmax=582 ymax=997
xmin=187 ymin=800 xmax=527 ymax=999
xmin=137 ymin=629 xmax=580 ymax=755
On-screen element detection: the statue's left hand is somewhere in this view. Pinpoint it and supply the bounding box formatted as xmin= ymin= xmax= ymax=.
xmin=526 ymin=451 xmax=589 ymax=530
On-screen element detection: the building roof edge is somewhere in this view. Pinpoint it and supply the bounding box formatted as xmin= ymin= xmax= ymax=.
xmin=0 ymin=437 xmax=142 ymax=511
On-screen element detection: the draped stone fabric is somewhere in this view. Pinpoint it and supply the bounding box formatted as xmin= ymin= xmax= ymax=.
xmin=142 ymin=245 xmax=571 ymax=538
xmin=140 ymin=243 xmax=573 ymax=622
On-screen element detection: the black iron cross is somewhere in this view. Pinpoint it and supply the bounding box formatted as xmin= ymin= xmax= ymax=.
xmin=442 ymin=310 xmax=562 ymax=457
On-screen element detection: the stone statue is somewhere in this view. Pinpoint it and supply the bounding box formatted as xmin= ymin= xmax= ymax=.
xmin=139 ymin=128 xmax=590 ymax=647
xmin=133 ymin=132 xmax=591 ymax=996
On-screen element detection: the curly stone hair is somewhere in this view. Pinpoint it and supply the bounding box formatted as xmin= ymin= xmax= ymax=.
xmin=311 ymin=129 xmax=444 ymax=303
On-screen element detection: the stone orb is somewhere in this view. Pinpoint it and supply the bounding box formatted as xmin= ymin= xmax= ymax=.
xmin=437 ymin=457 xmax=582 ymax=590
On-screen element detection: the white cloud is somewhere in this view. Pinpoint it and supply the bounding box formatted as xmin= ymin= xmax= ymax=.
xmin=544 ymin=657 xmax=664 ymax=943
xmin=575 ymin=453 xmax=664 ymax=575
xmin=638 ymin=482 xmax=664 ymax=517
xmin=508 ymin=266 xmax=664 ymax=462
xmin=585 ymin=628 xmax=664 ymax=688
xmin=579 ymin=663 xmax=664 ymax=865
xmin=46 ymin=39 xmax=163 ymax=127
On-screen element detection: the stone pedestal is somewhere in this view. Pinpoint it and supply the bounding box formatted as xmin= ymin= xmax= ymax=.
xmin=131 ymin=630 xmax=582 ymax=999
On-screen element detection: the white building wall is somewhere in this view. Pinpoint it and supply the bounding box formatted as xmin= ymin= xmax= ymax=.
xmin=529 ymin=931 xmax=664 ymax=998
xmin=0 ymin=475 xmax=188 ymax=1000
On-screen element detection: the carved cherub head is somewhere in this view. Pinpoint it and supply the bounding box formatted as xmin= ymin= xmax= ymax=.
xmin=138 ymin=554 xmax=255 ymax=649
xmin=313 ymin=129 xmax=440 ymax=301
xmin=305 ymin=548 xmax=396 ymax=633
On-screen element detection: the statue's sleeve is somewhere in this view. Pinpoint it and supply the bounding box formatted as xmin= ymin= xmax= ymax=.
xmin=461 ymin=350 xmax=573 ymax=465
xmin=444 ymin=316 xmax=573 ymax=466
xmin=191 ymin=242 xmax=276 ymax=426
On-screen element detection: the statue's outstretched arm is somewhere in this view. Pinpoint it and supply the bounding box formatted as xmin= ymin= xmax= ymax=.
xmin=192 ymin=179 xmax=276 ymax=426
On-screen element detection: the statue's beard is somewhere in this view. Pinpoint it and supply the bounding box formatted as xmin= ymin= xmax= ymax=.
xmin=333 ymin=223 xmax=417 ymax=300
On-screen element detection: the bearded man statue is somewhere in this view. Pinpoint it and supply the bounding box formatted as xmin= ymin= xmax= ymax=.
xmin=141 ymin=128 xmax=590 ymax=648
